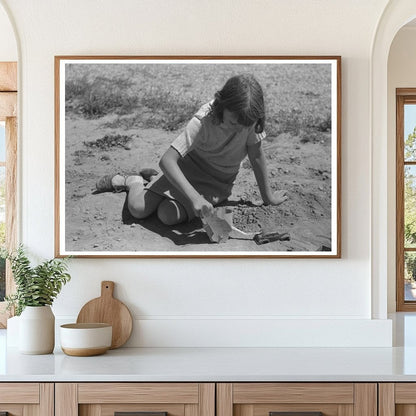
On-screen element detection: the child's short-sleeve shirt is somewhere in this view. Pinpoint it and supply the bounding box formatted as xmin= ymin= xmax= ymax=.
xmin=170 ymin=102 xmax=266 ymax=177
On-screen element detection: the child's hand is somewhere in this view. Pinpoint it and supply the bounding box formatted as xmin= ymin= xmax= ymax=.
xmin=192 ymin=196 xmax=214 ymax=218
xmin=266 ymin=190 xmax=288 ymax=206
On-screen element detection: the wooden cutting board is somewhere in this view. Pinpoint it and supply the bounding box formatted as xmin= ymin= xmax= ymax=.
xmin=76 ymin=281 xmax=133 ymax=349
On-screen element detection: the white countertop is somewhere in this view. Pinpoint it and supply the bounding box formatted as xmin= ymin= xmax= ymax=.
xmin=2 ymin=345 xmax=416 ymax=382
xmin=3 ymin=313 xmax=416 ymax=382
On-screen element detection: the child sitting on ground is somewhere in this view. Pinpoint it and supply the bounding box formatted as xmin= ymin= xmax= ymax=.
xmin=98 ymin=73 xmax=288 ymax=225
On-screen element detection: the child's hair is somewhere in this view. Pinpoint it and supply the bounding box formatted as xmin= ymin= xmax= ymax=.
xmin=210 ymin=73 xmax=265 ymax=134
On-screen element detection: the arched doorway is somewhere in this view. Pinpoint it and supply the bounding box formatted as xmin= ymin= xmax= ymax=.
xmin=371 ymin=0 xmax=416 ymax=318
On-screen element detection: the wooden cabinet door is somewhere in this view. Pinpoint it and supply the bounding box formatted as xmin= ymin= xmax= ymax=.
xmin=379 ymin=383 xmax=416 ymax=416
xmin=0 ymin=383 xmax=53 ymax=416
xmin=217 ymin=383 xmax=377 ymax=416
xmin=55 ymin=383 xmax=215 ymax=416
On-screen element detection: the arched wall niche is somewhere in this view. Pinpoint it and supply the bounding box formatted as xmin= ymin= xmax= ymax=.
xmin=0 ymin=0 xmax=18 ymax=61
xmin=371 ymin=0 xmax=416 ymax=318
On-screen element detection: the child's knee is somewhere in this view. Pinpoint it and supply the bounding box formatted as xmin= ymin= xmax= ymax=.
xmin=128 ymin=199 xmax=148 ymax=219
xmin=128 ymin=189 xmax=161 ymax=219
xmin=157 ymin=199 xmax=187 ymax=225
xmin=127 ymin=193 xmax=151 ymax=219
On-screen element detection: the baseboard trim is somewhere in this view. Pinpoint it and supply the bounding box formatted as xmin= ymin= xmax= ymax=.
xmin=53 ymin=317 xmax=392 ymax=348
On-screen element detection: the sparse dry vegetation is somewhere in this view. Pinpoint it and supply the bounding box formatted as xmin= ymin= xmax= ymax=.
xmin=65 ymin=63 xmax=331 ymax=137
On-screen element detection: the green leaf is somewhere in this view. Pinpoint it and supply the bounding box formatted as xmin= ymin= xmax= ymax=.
xmin=5 ymin=245 xmax=71 ymax=315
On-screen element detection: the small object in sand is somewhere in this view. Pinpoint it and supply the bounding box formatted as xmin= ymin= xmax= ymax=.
xmin=254 ymin=231 xmax=290 ymax=245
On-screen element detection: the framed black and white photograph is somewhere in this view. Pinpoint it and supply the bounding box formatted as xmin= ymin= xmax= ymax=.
xmin=55 ymin=56 xmax=341 ymax=258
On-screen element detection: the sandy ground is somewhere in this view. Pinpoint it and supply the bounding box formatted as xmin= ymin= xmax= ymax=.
xmin=64 ymin=114 xmax=333 ymax=254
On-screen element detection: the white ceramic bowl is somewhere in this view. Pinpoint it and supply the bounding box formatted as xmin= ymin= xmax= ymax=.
xmin=60 ymin=323 xmax=112 ymax=356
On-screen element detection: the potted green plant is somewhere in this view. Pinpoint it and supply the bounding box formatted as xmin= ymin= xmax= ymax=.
xmin=4 ymin=245 xmax=71 ymax=354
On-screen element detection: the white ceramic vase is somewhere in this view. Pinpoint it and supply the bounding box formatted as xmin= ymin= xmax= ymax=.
xmin=6 ymin=315 xmax=20 ymax=347
xmin=19 ymin=305 xmax=55 ymax=354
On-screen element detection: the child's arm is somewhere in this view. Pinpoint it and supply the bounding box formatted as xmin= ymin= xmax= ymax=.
xmin=159 ymin=147 xmax=214 ymax=217
xmin=247 ymin=142 xmax=288 ymax=206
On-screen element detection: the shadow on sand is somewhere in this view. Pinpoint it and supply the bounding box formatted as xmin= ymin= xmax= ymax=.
xmin=120 ymin=196 xmax=259 ymax=246
xmin=121 ymin=196 xmax=210 ymax=246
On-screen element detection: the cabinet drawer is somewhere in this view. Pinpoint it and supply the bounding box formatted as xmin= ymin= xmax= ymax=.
xmin=0 ymin=383 xmax=39 ymax=403
xmin=56 ymin=383 xmax=215 ymax=416
xmin=218 ymin=383 xmax=376 ymax=416
xmin=379 ymin=383 xmax=416 ymax=415
xmin=0 ymin=383 xmax=53 ymax=416
xmin=78 ymin=383 xmax=200 ymax=403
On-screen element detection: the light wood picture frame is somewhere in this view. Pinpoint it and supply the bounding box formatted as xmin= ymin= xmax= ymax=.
xmin=55 ymin=56 xmax=341 ymax=258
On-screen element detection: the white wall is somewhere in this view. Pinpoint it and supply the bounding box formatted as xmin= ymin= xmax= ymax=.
xmin=0 ymin=0 xmax=393 ymax=347
xmin=387 ymin=26 xmax=416 ymax=312
xmin=0 ymin=3 xmax=16 ymax=61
